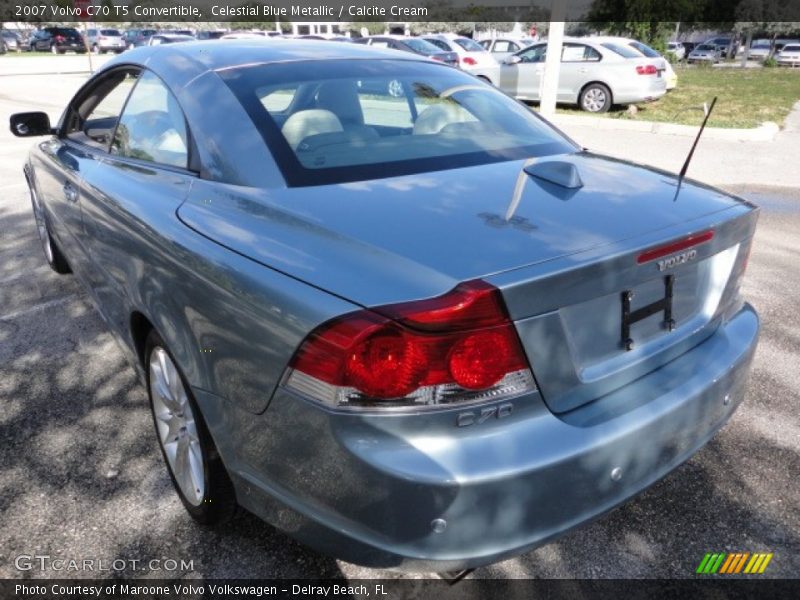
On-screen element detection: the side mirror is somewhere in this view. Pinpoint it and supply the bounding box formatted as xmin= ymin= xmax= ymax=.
xmin=504 ymin=55 xmax=522 ymax=65
xmin=9 ymin=112 xmax=53 ymax=137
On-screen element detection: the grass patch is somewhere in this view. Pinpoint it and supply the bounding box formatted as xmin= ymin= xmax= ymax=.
xmin=554 ymin=65 xmax=800 ymax=129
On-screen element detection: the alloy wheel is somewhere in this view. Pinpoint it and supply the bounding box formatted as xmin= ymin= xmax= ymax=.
xmin=582 ymin=88 xmax=607 ymax=112
xmin=149 ymin=347 xmax=206 ymax=506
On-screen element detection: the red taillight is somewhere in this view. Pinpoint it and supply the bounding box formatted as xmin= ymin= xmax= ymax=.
xmin=55 ymin=35 xmax=65 ymax=43
xmin=461 ymin=56 xmax=477 ymax=66
xmin=636 ymin=64 xmax=658 ymax=75
xmin=637 ymin=230 xmax=715 ymax=264
xmin=285 ymin=280 xmax=535 ymax=409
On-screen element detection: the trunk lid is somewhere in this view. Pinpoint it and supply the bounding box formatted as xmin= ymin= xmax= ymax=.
xmin=178 ymin=151 xmax=750 ymax=308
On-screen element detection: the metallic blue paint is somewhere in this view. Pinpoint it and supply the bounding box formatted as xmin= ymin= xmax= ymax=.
xmin=15 ymin=41 xmax=760 ymax=570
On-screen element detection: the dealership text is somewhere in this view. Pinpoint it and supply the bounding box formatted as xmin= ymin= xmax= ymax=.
xmin=17 ymin=584 xmax=384 ymax=596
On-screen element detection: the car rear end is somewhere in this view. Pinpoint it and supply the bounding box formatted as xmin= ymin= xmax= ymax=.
xmin=231 ymin=190 xmax=758 ymax=570
xmin=177 ymin=54 xmax=758 ymax=569
xmin=598 ymin=45 xmax=668 ymax=104
xmin=451 ymin=36 xmax=498 ymax=70
xmin=2 ymin=31 xmax=20 ymax=52
xmin=96 ymin=29 xmax=125 ymax=53
xmin=52 ymin=27 xmax=85 ymax=53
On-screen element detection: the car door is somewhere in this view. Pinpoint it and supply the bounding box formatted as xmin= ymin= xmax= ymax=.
xmin=558 ymin=43 xmax=602 ymax=102
xmin=498 ymin=43 xmax=546 ymax=99
xmin=78 ymin=69 xmax=195 ymax=335
xmin=32 ymin=70 xmax=136 ymax=274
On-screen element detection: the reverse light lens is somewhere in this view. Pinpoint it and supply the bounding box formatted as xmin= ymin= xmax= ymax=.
xmin=284 ymin=280 xmax=536 ymax=410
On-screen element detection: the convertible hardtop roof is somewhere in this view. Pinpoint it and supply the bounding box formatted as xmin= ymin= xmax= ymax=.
xmin=101 ymin=39 xmax=423 ymax=81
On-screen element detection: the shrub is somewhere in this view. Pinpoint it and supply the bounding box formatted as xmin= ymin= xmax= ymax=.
xmin=763 ymin=57 xmax=778 ymax=68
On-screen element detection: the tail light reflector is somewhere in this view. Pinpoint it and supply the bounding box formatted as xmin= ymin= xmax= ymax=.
xmin=636 ymin=64 xmax=658 ymax=75
xmin=461 ymin=56 xmax=477 ymax=66
xmin=283 ymin=280 xmax=535 ymax=410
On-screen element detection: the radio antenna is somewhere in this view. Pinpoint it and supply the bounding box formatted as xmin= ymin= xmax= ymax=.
xmin=678 ymin=96 xmax=718 ymax=182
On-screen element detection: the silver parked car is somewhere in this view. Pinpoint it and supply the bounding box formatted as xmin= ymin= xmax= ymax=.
xmin=10 ymin=41 xmax=759 ymax=571
xmin=776 ymin=43 xmax=800 ymax=66
xmin=688 ymin=43 xmax=721 ymax=64
xmin=471 ymin=37 xmax=667 ymax=112
xmin=748 ymin=40 xmax=772 ymax=61
xmin=1 ymin=29 xmax=22 ymax=52
xmin=86 ymin=28 xmax=125 ymax=54
xmin=666 ymin=41 xmax=685 ymax=60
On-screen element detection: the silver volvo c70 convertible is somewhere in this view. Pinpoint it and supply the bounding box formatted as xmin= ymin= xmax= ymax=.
xmin=10 ymin=41 xmax=759 ymax=571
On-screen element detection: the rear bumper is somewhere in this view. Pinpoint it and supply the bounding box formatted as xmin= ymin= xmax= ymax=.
xmin=613 ymin=81 xmax=667 ymax=105
xmin=201 ymin=304 xmax=758 ymax=571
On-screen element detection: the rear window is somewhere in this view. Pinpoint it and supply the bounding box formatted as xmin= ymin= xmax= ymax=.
xmin=783 ymin=45 xmax=800 ymax=52
xmin=629 ymin=41 xmax=660 ymax=58
xmin=601 ymin=42 xmax=640 ymax=58
xmin=221 ymin=59 xmax=574 ymax=187
xmin=403 ymin=38 xmax=441 ymax=54
xmin=100 ymin=29 xmax=121 ymax=36
xmin=696 ymin=44 xmax=715 ymax=51
xmin=425 ymin=38 xmax=451 ymax=52
xmin=454 ymin=37 xmax=484 ymax=52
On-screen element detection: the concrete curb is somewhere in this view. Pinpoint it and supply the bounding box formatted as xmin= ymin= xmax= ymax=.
xmin=548 ymin=113 xmax=780 ymax=142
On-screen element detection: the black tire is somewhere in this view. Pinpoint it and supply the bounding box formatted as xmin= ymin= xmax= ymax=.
xmin=28 ymin=180 xmax=71 ymax=274
xmin=145 ymin=330 xmax=237 ymax=524
xmin=579 ymin=83 xmax=612 ymax=113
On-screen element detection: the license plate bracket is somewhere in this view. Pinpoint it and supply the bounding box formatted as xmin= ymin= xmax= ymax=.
xmin=621 ymin=275 xmax=675 ymax=351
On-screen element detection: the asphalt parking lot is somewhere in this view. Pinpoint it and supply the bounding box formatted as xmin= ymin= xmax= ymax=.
xmin=1 ymin=57 xmax=799 ymax=580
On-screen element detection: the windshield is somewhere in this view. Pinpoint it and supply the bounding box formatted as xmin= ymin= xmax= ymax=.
xmin=404 ymin=38 xmax=442 ymax=54
xmin=101 ymin=29 xmax=121 ymax=36
xmin=455 ymin=37 xmax=485 ymax=52
xmin=696 ymin=44 xmax=715 ymax=51
xmin=782 ymin=45 xmax=800 ymax=52
xmin=222 ymin=59 xmax=575 ymax=187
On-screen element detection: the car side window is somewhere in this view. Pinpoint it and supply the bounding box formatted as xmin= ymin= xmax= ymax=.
xmin=64 ymin=70 xmax=138 ymax=149
xmin=518 ymin=45 xmax=546 ymax=63
xmin=111 ymin=70 xmax=189 ymax=169
xmin=562 ymin=44 xmax=601 ymax=62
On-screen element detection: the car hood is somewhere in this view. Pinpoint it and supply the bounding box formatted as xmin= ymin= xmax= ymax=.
xmin=177 ymin=152 xmax=746 ymax=307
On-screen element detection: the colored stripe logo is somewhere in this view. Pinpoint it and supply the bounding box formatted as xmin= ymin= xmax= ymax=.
xmin=696 ymin=552 xmax=773 ymax=574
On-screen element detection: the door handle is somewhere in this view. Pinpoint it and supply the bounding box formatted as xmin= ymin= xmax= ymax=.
xmin=63 ymin=181 xmax=78 ymax=203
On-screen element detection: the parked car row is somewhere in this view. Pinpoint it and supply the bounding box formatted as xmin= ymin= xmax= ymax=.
xmin=7 ymin=25 xmax=691 ymax=114
xmin=668 ymin=35 xmax=800 ymax=64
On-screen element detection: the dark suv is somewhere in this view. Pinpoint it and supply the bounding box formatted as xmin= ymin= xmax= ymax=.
xmin=122 ymin=29 xmax=158 ymax=50
xmin=28 ymin=27 xmax=85 ymax=54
